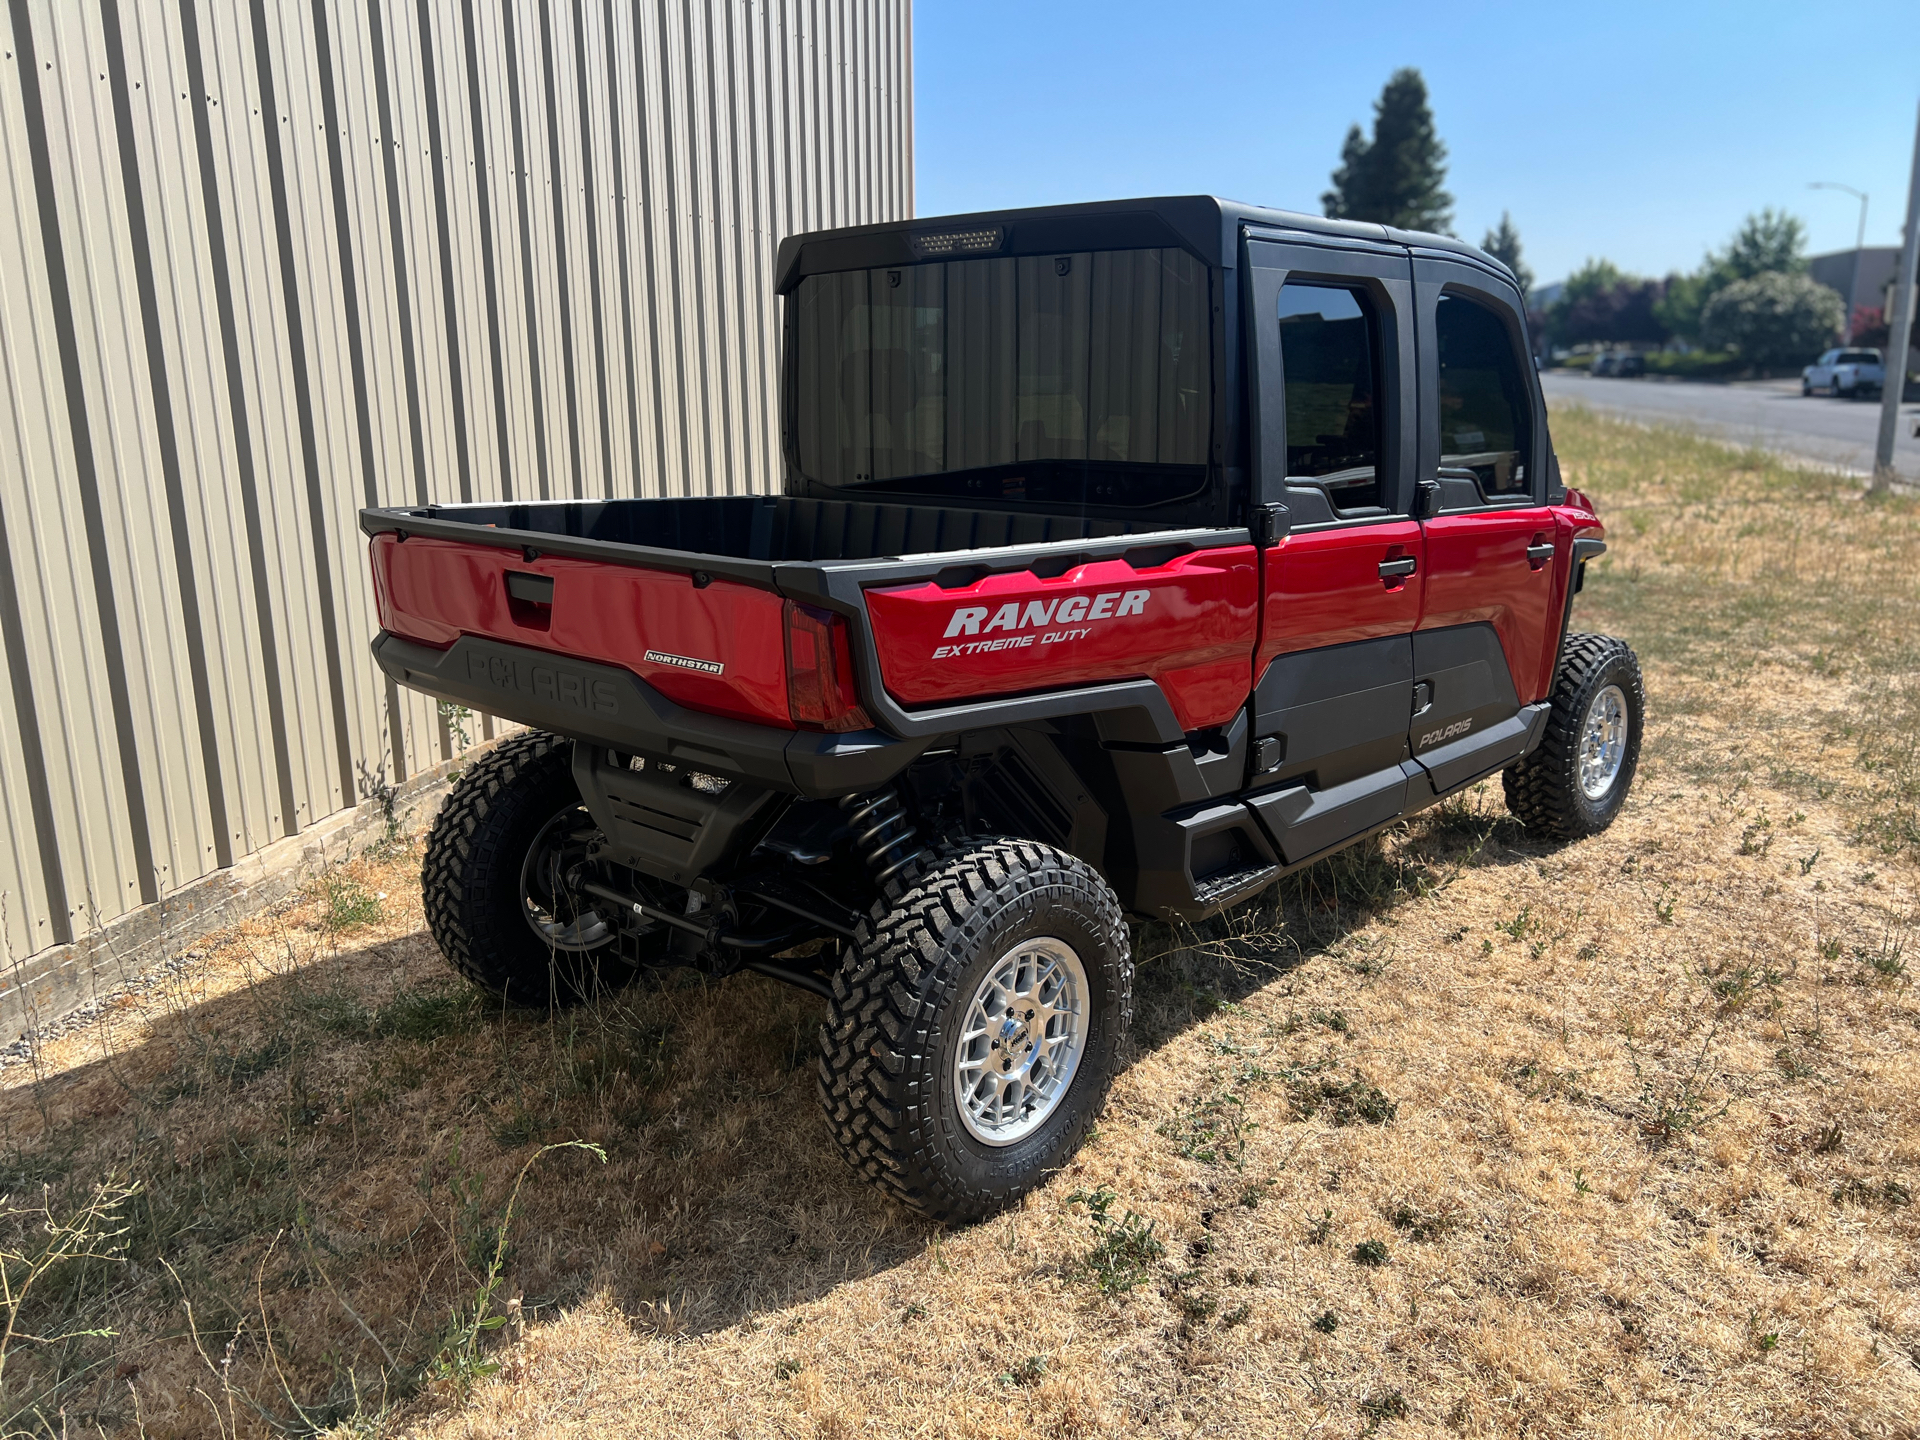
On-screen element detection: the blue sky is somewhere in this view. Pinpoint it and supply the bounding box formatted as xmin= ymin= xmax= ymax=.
xmin=913 ymin=1 xmax=1920 ymax=288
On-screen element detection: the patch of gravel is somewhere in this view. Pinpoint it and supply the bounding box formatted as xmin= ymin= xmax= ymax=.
xmin=0 ymin=949 xmax=211 ymax=1070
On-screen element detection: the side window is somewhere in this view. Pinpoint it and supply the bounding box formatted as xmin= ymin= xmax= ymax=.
xmin=1278 ymin=283 xmax=1383 ymax=513
xmin=1436 ymin=293 xmax=1533 ymax=498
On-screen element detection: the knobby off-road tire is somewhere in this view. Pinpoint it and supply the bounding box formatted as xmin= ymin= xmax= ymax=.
xmin=1504 ymin=633 xmax=1645 ymax=841
xmin=818 ymin=839 xmax=1132 ymax=1223
xmin=423 ymin=732 xmax=663 ymax=1007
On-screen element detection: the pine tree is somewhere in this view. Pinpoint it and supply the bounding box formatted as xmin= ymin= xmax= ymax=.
xmin=1481 ymin=212 xmax=1533 ymax=296
xmin=1322 ymin=69 xmax=1453 ymax=233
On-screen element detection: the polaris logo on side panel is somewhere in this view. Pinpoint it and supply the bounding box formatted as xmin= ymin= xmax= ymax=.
xmin=1419 ymin=718 xmax=1473 ymax=749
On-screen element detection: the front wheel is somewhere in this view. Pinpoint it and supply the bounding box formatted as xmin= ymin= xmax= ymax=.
xmin=818 ymin=839 xmax=1132 ymax=1222
xmin=1504 ymin=634 xmax=1645 ymax=841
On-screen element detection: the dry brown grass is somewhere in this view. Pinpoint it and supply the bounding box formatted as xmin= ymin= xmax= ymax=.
xmin=2 ymin=406 xmax=1918 ymax=1438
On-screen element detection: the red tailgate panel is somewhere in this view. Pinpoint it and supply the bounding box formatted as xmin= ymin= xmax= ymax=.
xmin=370 ymin=534 xmax=791 ymax=726
xmin=865 ymin=546 xmax=1259 ymax=732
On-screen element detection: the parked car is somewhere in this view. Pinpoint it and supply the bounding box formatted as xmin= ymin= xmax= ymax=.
xmin=1802 ymin=347 xmax=1884 ymax=398
xmin=1590 ymin=351 xmax=1643 ymax=378
xmin=365 ymin=195 xmax=1640 ymax=1222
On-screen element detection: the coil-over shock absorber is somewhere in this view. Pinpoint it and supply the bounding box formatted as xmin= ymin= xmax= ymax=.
xmin=840 ymin=787 xmax=931 ymax=891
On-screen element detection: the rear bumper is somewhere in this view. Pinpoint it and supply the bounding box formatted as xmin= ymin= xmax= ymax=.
xmin=373 ymin=632 xmax=928 ymax=797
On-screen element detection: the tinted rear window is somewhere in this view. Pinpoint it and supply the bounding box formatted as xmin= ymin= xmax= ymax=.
xmin=791 ymin=248 xmax=1210 ymax=506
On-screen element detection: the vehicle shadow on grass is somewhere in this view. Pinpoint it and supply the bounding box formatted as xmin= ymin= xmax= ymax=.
xmin=0 ymin=792 xmax=1546 ymax=1434
xmin=1130 ymin=791 xmax=1547 ymax=1046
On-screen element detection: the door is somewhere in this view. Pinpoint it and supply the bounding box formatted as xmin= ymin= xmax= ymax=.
xmin=1407 ymin=255 xmax=1558 ymax=791
xmin=1241 ymin=234 xmax=1421 ymax=863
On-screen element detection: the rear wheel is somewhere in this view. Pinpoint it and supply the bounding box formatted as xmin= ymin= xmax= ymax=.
xmin=1504 ymin=634 xmax=1644 ymax=841
xmin=423 ymin=733 xmax=677 ymax=1006
xmin=818 ymin=839 xmax=1131 ymax=1222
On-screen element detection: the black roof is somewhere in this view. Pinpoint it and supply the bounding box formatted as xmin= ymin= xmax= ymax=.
xmin=774 ymin=194 xmax=1510 ymax=293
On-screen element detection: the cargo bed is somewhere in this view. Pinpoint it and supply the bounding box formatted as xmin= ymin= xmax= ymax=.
xmin=363 ymin=495 xmax=1252 ymax=797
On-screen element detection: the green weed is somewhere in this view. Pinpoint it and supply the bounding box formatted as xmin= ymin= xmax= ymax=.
xmin=439 ymin=701 xmax=477 ymax=752
xmin=1351 ymin=1238 xmax=1389 ymax=1267
xmin=375 ymin=985 xmax=487 ymax=1043
xmin=1360 ymin=1389 xmax=1409 ymax=1426
xmin=308 ymin=867 xmax=383 ymax=934
xmin=1290 ymin=1075 xmax=1397 ymax=1126
xmin=1161 ymin=1090 xmax=1256 ymax=1168
xmin=1739 ymin=811 xmax=1774 ymax=856
xmin=1831 ymin=1176 xmax=1912 ymax=1209
xmin=1856 ymin=923 xmax=1909 ymax=984
xmin=997 ymin=1355 xmax=1047 ymax=1387
xmin=1066 ymin=1186 xmax=1165 ymax=1296
xmin=1388 ymin=1201 xmax=1458 ymax=1242
xmin=0 ymin=1178 xmax=138 ymax=1403
xmin=430 ymin=1140 xmax=607 ymax=1388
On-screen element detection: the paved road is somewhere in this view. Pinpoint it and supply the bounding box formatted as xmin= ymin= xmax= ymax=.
xmin=1540 ymin=371 xmax=1920 ymax=483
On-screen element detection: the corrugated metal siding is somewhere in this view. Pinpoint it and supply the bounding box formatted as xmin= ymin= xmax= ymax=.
xmin=0 ymin=0 xmax=911 ymax=967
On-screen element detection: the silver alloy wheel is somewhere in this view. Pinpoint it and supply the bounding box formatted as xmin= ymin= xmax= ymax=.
xmin=520 ymin=807 xmax=613 ymax=951
xmin=954 ymin=937 xmax=1089 ymax=1146
xmin=1578 ymin=683 xmax=1629 ymax=800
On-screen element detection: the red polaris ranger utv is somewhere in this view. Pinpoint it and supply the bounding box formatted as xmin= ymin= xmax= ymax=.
xmin=364 ymin=197 xmax=1640 ymax=1221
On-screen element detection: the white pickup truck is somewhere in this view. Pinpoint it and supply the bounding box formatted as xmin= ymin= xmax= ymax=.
xmin=1802 ymin=347 xmax=1884 ymax=398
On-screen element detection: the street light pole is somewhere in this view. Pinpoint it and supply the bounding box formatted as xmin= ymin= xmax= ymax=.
xmin=1810 ymin=182 xmax=1869 ymax=344
xmin=1872 ymin=100 xmax=1920 ymax=494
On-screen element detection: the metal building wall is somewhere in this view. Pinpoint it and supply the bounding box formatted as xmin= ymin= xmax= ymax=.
xmin=0 ymin=0 xmax=912 ymax=967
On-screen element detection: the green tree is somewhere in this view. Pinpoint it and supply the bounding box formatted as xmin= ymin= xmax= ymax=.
xmin=1653 ymin=271 xmax=1706 ymax=344
xmin=1481 ymin=212 xmax=1533 ymax=295
xmin=1699 ymin=272 xmax=1842 ymax=367
xmin=1545 ymin=258 xmax=1668 ymax=347
xmin=1322 ymin=68 xmax=1453 ymax=233
xmin=1719 ymin=208 xmax=1809 ymax=280
xmin=1657 ymin=209 xmax=1810 ymax=343
xmin=1547 ymin=258 xmax=1625 ymax=337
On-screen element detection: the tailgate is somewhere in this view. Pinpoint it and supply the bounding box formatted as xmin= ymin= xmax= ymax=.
xmin=370 ymin=534 xmax=792 ymax=727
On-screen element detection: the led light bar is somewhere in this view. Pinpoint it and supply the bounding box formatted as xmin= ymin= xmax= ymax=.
xmin=908 ymin=224 xmax=1003 ymax=259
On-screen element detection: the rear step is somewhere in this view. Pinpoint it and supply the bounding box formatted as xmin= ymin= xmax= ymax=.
xmin=1191 ymin=863 xmax=1281 ymax=911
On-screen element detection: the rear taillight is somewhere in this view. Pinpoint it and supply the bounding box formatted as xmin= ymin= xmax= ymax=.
xmin=783 ymin=601 xmax=873 ymax=733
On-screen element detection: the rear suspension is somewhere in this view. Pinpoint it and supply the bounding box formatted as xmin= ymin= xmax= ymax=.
xmin=840 ymin=787 xmax=930 ymax=891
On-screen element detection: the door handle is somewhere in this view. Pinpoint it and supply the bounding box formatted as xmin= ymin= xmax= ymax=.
xmin=1379 ymin=557 xmax=1417 ymax=580
xmin=1526 ymin=542 xmax=1555 ymax=569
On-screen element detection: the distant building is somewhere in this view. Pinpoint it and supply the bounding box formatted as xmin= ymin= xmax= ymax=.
xmin=1810 ymin=247 xmax=1902 ymax=320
